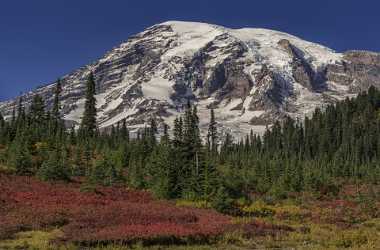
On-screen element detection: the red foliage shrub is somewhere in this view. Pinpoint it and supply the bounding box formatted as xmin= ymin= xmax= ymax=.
xmin=0 ymin=174 xmax=231 ymax=244
xmin=311 ymin=199 xmax=366 ymax=228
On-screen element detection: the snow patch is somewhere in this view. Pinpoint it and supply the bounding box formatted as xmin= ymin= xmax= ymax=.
xmin=160 ymin=21 xmax=224 ymax=59
xmin=141 ymin=77 xmax=174 ymax=102
xmin=100 ymin=108 xmax=139 ymax=128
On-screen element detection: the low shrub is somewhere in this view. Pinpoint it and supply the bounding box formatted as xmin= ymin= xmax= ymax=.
xmin=211 ymin=186 xmax=235 ymax=215
xmin=0 ymin=173 xmax=231 ymax=246
xmin=273 ymin=205 xmax=311 ymax=221
xmin=241 ymin=200 xmax=275 ymax=217
xmin=228 ymin=220 xmax=294 ymax=238
xmin=334 ymin=230 xmax=369 ymax=248
xmin=176 ymin=200 xmax=211 ymax=209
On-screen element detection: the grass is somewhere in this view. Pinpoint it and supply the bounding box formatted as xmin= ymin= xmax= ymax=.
xmin=0 ymin=231 xmax=254 ymax=250
xmin=1 ymin=219 xmax=379 ymax=249
xmin=247 ymin=205 xmax=380 ymax=250
xmin=0 ymin=230 xmax=63 ymax=250
xmin=285 ymin=222 xmax=380 ymax=250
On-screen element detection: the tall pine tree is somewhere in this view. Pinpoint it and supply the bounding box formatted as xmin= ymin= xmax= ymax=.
xmin=80 ymin=73 xmax=97 ymax=137
xmin=207 ymin=108 xmax=218 ymax=154
xmin=52 ymin=79 xmax=62 ymax=121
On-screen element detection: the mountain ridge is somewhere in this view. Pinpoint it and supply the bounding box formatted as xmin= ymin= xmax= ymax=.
xmin=1 ymin=21 xmax=380 ymax=138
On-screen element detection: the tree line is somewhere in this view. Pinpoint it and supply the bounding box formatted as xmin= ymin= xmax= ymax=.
xmin=0 ymin=73 xmax=379 ymax=206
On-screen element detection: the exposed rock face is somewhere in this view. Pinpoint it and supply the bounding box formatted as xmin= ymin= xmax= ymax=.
xmin=278 ymin=39 xmax=320 ymax=92
xmin=0 ymin=21 xmax=379 ymax=138
xmin=325 ymin=51 xmax=380 ymax=92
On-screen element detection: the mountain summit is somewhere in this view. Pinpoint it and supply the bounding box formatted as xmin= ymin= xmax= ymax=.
xmin=1 ymin=21 xmax=380 ymax=137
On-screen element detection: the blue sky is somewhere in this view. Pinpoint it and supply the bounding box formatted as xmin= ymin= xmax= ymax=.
xmin=0 ymin=0 xmax=379 ymax=100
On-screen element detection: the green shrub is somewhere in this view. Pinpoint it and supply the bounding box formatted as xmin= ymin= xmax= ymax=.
xmin=37 ymin=151 xmax=70 ymax=182
xmin=89 ymin=156 xmax=123 ymax=186
xmin=211 ymin=186 xmax=235 ymax=214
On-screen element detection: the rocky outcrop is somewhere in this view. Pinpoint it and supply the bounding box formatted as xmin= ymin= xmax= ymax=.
xmin=248 ymin=65 xmax=286 ymax=111
xmin=278 ymin=39 xmax=326 ymax=91
xmin=325 ymin=51 xmax=380 ymax=92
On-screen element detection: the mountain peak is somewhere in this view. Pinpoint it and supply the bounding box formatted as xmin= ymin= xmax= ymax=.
xmin=158 ymin=20 xmax=221 ymax=29
xmin=1 ymin=21 xmax=379 ymax=138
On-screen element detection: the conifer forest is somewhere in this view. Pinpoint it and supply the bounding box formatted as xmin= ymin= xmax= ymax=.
xmin=1 ymin=74 xmax=380 ymax=249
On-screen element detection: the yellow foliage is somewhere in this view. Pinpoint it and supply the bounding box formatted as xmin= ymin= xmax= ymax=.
xmin=0 ymin=230 xmax=63 ymax=249
xmin=175 ymin=200 xmax=211 ymax=209
xmin=273 ymin=204 xmax=309 ymax=221
xmin=241 ymin=200 xmax=275 ymax=217
xmin=34 ymin=141 xmax=48 ymax=151
xmin=334 ymin=230 xmax=369 ymax=248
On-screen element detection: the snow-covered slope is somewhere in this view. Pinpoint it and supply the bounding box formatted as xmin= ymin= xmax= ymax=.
xmin=1 ymin=21 xmax=380 ymax=138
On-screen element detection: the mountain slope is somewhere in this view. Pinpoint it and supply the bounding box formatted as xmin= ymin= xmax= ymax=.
xmin=1 ymin=21 xmax=380 ymax=138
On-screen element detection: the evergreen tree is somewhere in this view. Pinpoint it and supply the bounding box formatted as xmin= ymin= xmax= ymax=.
xmin=16 ymin=96 xmax=25 ymax=129
xmin=52 ymin=79 xmax=62 ymax=121
xmin=211 ymin=186 xmax=234 ymax=214
xmin=11 ymin=106 xmax=16 ymax=126
xmin=0 ymin=112 xmax=4 ymax=139
xmin=149 ymin=117 xmax=158 ymax=146
xmin=90 ymin=154 xmax=122 ymax=186
xmin=37 ymin=148 xmax=70 ymax=182
xmin=30 ymin=94 xmax=46 ymax=124
xmin=80 ymin=73 xmax=97 ymax=137
xmin=52 ymin=79 xmax=63 ymax=134
xmin=120 ymin=119 xmax=129 ymax=142
xmin=173 ymin=117 xmax=183 ymax=145
xmin=147 ymin=141 xmax=173 ymax=198
xmin=207 ymin=108 xmax=218 ymax=155
xmin=200 ymin=150 xmax=218 ymax=199
xmin=69 ymin=126 xmax=76 ymax=145
xmin=0 ymin=83 xmax=378 ymax=205
xmin=161 ymin=123 xmax=170 ymax=144
xmin=8 ymin=138 xmax=32 ymax=175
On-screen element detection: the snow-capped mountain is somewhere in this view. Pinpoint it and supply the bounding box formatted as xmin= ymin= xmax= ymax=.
xmin=1 ymin=21 xmax=380 ymax=138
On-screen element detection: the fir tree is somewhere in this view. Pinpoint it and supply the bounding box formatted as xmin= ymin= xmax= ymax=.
xmin=69 ymin=126 xmax=76 ymax=145
xmin=207 ymin=108 xmax=218 ymax=154
xmin=161 ymin=123 xmax=170 ymax=144
xmin=120 ymin=119 xmax=129 ymax=142
xmin=51 ymin=79 xmax=63 ymax=134
xmin=52 ymin=79 xmax=62 ymax=121
xmin=30 ymin=94 xmax=46 ymax=124
xmin=173 ymin=117 xmax=183 ymax=145
xmin=37 ymin=148 xmax=70 ymax=182
xmin=211 ymin=186 xmax=234 ymax=214
xmin=0 ymin=83 xmax=378 ymax=205
xmin=80 ymin=73 xmax=97 ymax=137
xmin=8 ymin=139 xmax=32 ymax=175
xmin=90 ymin=154 xmax=121 ymax=186
xmin=147 ymin=142 xmax=173 ymax=198
xmin=0 ymin=112 xmax=4 ymax=136
xmin=16 ymin=96 xmax=25 ymax=128
xmin=149 ymin=117 xmax=158 ymax=146
xmin=11 ymin=106 xmax=16 ymax=126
